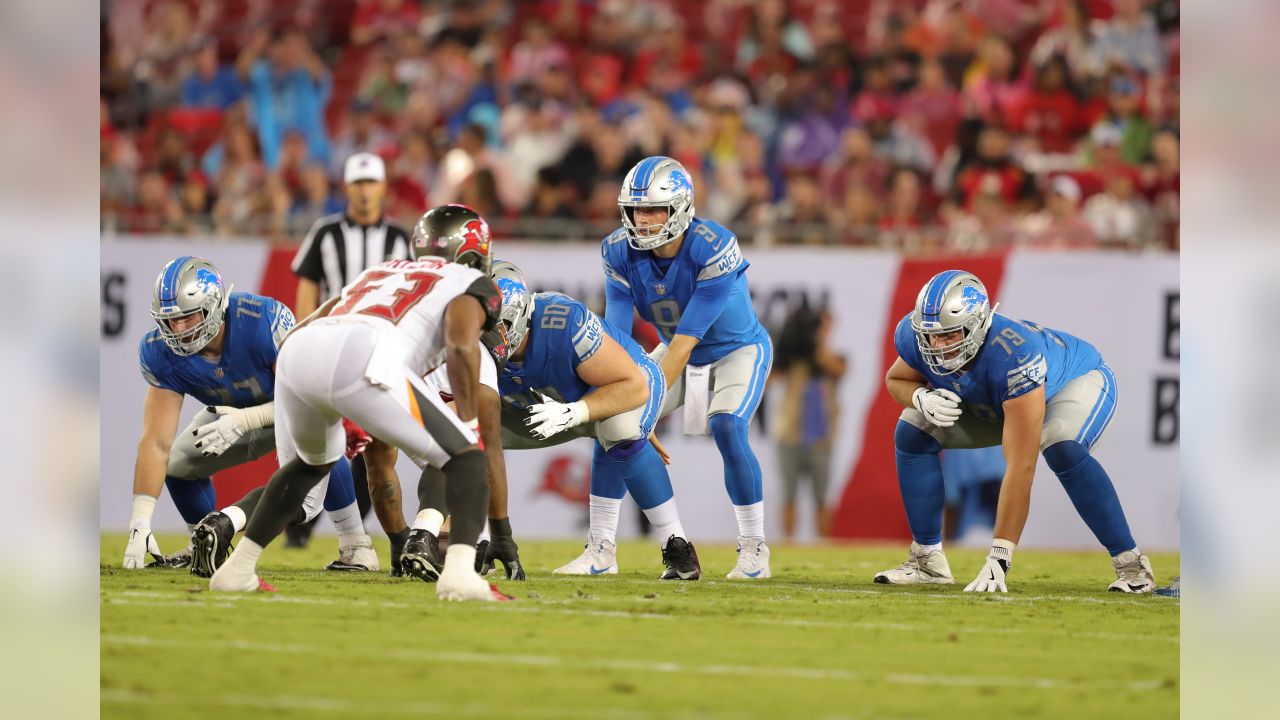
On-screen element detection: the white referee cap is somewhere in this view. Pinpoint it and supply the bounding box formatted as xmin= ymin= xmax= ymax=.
xmin=344 ymin=152 xmax=386 ymax=184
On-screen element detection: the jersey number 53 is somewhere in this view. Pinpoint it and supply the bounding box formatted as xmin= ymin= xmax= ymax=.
xmin=332 ymin=270 xmax=441 ymax=324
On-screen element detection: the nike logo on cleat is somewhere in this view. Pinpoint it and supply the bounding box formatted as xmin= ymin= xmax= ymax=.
xmin=589 ymin=565 xmax=612 ymax=575
xmin=743 ymin=570 xmax=763 ymax=578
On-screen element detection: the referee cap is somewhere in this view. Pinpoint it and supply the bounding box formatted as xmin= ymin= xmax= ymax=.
xmin=344 ymin=152 xmax=386 ymax=184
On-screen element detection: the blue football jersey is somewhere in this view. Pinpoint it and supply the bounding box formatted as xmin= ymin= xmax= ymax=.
xmin=139 ymin=292 xmax=295 ymax=408
xmin=499 ymin=292 xmax=647 ymax=409
xmin=894 ymin=312 xmax=1103 ymax=422
xmin=602 ymin=217 xmax=769 ymax=366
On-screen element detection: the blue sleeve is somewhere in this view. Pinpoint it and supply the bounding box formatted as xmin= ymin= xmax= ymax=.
xmin=181 ymin=76 xmax=199 ymax=106
xmin=993 ymin=326 xmax=1049 ymax=402
xmin=892 ymin=315 xmax=925 ymax=374
xmin=138 ymin=337 xmax=181 ymax=394
xmin=254 ymin=297 xmax=296 ymax=366
xmin=602 ymin=237 xmax=635 ymax=333
xmin=566 ymin=304 xmax=604 ymax=370
xmin=673 ymin=275 xmax=734 ymax=340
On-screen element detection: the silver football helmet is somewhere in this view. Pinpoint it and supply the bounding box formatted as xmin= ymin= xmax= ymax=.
xmin=618 ymin=155 xmax=695 ymax=251
xmin=151 ymin=256 xmax=232 ymax=356
xmin=911 ymin=270 xmax=998 ymax=375
xmin=490 ymin=259 xmax=533 ymax=353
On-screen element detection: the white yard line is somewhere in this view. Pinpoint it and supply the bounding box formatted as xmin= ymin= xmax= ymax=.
xmin=102 ymin=634 xmax=1172 ymax=693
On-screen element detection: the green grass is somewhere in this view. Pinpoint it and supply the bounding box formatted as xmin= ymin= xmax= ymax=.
xmin=101 ymin=534 xmax=1178 ymax=720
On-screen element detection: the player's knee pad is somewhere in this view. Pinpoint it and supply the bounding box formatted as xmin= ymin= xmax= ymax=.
xmin=1043 ymin=440 xmax=1090 ymax=475
xmin=604 ymin=437 xmax=647 ymax=460
xmin=894 ymin=420 xmax=941 ymax=456
xmin=709 ymin=413 xmax=748 ymax=447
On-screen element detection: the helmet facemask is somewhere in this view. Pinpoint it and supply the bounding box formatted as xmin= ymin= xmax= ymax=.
xmin=620 ymin=195 xmax=692 ymax=251
xmin=911 ymin=271 xmax=996 ymax=376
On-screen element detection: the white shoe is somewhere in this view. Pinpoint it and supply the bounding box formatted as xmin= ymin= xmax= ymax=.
xmin=727 ymin=536 xmax=771 ymax=579
xmin=437 ymin=568 xmax=510 ymax=602
xmin=874 ymin=542 xmax=955 ymax=585
xmin=327 ymin=534 xmax=380 ymax=572
xmin=552 ymin=532 xmax=617 ymax=575
xmin=209 ymin=559 xmax=274 ymax=593
xmin=1108 ymin=550 xmax=1156 ymax=593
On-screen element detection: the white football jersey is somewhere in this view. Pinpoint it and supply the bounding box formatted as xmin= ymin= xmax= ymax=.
xmin=421 ymin=341 xmax=500 ymax=400
xmin=327 ymin=258 xmax=496 ymax=377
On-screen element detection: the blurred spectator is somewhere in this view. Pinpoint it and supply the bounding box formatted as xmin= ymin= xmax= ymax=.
xmin=737 ymin=0 xmax=815 ymax=71
xmin=858 ymin=95 xmax=935 ymax=174
xmin=525 ymin=166 xmax=575 ymax=220
xmin=1029 ymin=0 xmax=1100 ymax=83
xmin=153 ymin=126 xmax=194 ymax=185
xmin=1009 ymin=55 xmax=1083 ymax=154
xmin=175 ymin=171 xmax=214 ymax=235
xmin=772 ymin=303 xmax=846 ymax=540
xmin=1019 ymin=175 xmax=1099 ymax=248
xmin=292 ymin=165 xmax=343 ymax=232
xmin=329 ymin=100 xmax=395 ymax=181
xmin=947 ymin=188 xmax=1020 ymax=252
xmin=180 ymin=38 xmax=243 ymax=110
xmin=1090 ymin=0 xmax=1165 ymax=76
xmin=236 ymin=28 xmax=332 ymax=169
xmin=880 ymin=168 xmax=926 ymax=231
xmin=124 ymin=170 xmax=182 ymax=233
xmin=1091 ymin=74 xmax=1154 ymax=165
xmin=351 ymin=0 xmax=423 ymax=47
xmin=505 ymin=102 xmax=575 ymax=203
xmin=1141 ymin=128 xmax=1179 ymax=234
xmin=963 ymin=35 xmax=1026 ymax=125
xmin=358 ymin=43 xmax=410 ymax=117
xmin=776 ymin=174 xmax=829 ymax=245
xmin=951 ymin=125 xmax=1032 ymax=212
xmin=507 ymin=16 xmax=571 ymax=85
xmin=897 ymin=57 xmax=963 ymax=157
xmin=839 ymin=183 xmax=881 ymax=245
xmin=777 ymin=85 xmax=843 ymax=173
xmin=432 ymin=122 xmax=520 ymax=211
xmin=209 ymin=122 xmax=266 ymax=234
xmin=458 ymin=168 xmax=503 ymax=220
xmin=1082 ymin=167 xmax=1155 ymax=249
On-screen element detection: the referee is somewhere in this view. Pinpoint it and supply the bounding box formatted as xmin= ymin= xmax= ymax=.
xmin=286 ymin=151 xmax=411 ymax=549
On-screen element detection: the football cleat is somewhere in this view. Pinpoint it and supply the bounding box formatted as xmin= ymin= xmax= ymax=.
xmin=1108 ymin=550 xmax=1156 ymax=593
xmin=437 ymin=568 xmax=513 ymax=602
xmin=1153 ymin=576 xmax=1180 ymax=598
xmin=659 ymin=536 xmax=701 ymax=580
xmin=189 ymin=511 xmax=235 ymax=578
xmin=553 ymin=531 xmax=617 ymax=575
xmin=148 ymin=547 xmax=193 ymax=569
xmin=474 ymin=539 xmax=489 ymax=573
xmin=325 ymin=534 xmax=380 ymax=572
xmin=874 ymin=542 xmax=954 ymax=585
xmin=727 ymin=536 xmax=771 ymax=579
xmin=401 ymin=529 xmax=444 ymax=583
xmin=209 ymin=559 xmax=268 ymax=592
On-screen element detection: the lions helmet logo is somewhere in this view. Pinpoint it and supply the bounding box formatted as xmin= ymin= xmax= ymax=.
xmin=960 ymin=285 xmax=987 ymax=312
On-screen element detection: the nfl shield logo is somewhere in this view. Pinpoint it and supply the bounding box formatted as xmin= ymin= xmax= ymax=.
xmin=214 ymin=367 xmax=225 ymax=379
xmin=655 ymin=283 xmax=665 ymax=295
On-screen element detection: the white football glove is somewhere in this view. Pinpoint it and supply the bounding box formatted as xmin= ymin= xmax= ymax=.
xmin=912 ymin=387 xmax=963 ymax=427
xmin=193 ymin=406 xmax=248 ymax=457
xmin=123 ymin=527 xmax=164 ymax=569
xmin=525 ymin=398 xmax=589 ymax=440
xmin=964 ymin=544 xmax=1013 ymax=593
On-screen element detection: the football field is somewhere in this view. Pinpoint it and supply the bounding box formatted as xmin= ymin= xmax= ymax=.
xmin=101 ymin=534 xmax=1178 ymax=719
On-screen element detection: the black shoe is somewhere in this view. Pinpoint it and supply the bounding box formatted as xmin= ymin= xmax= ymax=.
xmin=401 ymin=529 xmax=444 ymax=583
xmin=660 ymin=536 xmax=701 ymax=580
xmin=474 ymin=540 xmax=489 ymax=573
xmin=190 ymin=512 xmax=235 ymax=578
xmin=148 ymin=548 xmax=193 ymax=569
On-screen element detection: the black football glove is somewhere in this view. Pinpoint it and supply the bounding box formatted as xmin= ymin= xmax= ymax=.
xmin=479 ymin=518 xmax=526 ymax=580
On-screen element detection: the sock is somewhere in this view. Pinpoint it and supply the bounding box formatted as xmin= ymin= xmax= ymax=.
xmin=442 ymin=450 xmax=489 ymax=548
xmin=733 ymin=501 xmax=764 ymax=539
xmin=413 ymin=508 xmax=445 ymax=535
xmin=600 ymin=440 xmax=676 ymax=508
xmin=1043 ymin=441 xmax=1136 ymax=556
xmin=351 ymin=454 xmax=372 ymax=520
xmin=444 ymin=543 xmax=477 ymax=575
xmin=588 ymin=495 xmax=622 ymax=544
xmin=231 ymin=485 xmax=266 ymax=525
xmin=225 ymin=537 xmax=264 ymax=570
xmin=417 ymin=465 xmax=448 ymax=515
xmin=710 ymin=414 xmax=764 ymax=505
xmin=221 ymin=505 xmax=247 ymax=533
xmin=642 ymin=498 xmax=685 ymax=547
xmin=478 ymin=524 xmax=491 ymax=543
xmin=328 ymin=501 xmax=365 ymax=537
xmin=322 ymin=457 xmax=357 ymax=512
xmin=243 ymin=459 xmax=333 ymax=547
xmin=893 ymin=421 xmax=946 ymax=546
xmin=918 ymin=542 xmax=943 ymax=553
xmin=165 ymin=476 xmax=217 ymax=525
xmin=388 ymin=527 xmax=410 ymax=547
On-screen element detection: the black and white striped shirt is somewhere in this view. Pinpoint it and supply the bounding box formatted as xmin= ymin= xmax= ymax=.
xmin=292 ymin=213 xmax=412 ymax=300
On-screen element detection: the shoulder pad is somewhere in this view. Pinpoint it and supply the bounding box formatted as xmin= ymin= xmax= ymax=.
xmin=604 ymin=228 xmax=629 ymax=247
xmin=688 ymin=220 xmax=743 ymax=281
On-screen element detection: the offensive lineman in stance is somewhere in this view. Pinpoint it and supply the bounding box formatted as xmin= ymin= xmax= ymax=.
xmin=877 ymin=270 xmax=1157 ymax=593
xmin=125 ymin=257 xmax=376 ymax=576
xmin=602 ymin=156 xmax=773 ymax=579
xmin=210 ymin=252 xmax=508 ymax=601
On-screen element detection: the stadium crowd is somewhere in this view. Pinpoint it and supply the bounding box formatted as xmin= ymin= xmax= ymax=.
xmin=100 ymin=0 xmax=1179 ymax=251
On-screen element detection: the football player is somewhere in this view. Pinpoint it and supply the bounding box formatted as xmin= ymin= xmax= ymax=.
xmin=210 ymin=251 xmax=509 ymax=601
xmin=354 ymin=205 xmax=526 ymax=581
xmin=602 ymin=156 xmax=773 ymax=579
xmin=126 ymin=257 xmax=378 ymax=576
xmin=480 ymin=260 xmax=700 ymax=580
xmin=876 ymin=270 xmax=1157 ymax=593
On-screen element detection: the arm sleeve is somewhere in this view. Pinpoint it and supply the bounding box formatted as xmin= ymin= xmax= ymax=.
xmin=138 ymin=340 xmax=182 ymax=394
xmin=268 ymin=300 xmax=297 ymax=352
xmin=568 ymin=305 xmax=605 ymax=369
xmin=292 ymin=220 xmax=326 ymax=281
xmin=604 ymin=277 xmax=636 ymax=335
xmin=673 ymin=275 xmax=735 ymax=340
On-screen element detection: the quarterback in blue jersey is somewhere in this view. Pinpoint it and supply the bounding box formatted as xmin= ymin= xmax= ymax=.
xmin=492 ymin=260 xmax=700 ymax=580
xmin=602 ymin=156 xmax=773 ymax=579
xmin=876 ymin=270 xmax=1157 ymax=593
xmin=125 ymin=257 xmax=377 ymax=576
